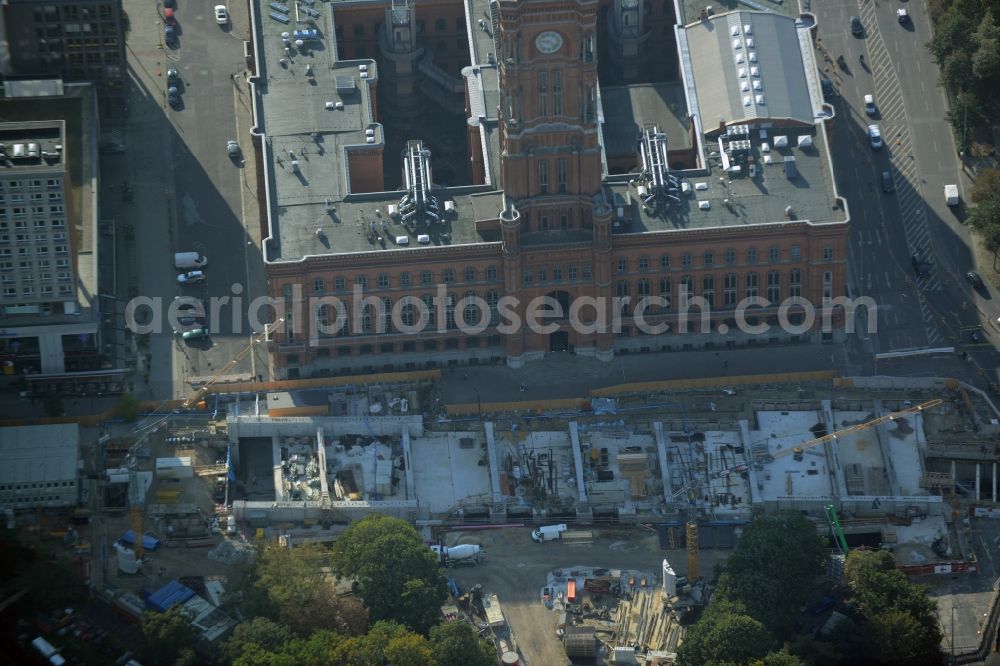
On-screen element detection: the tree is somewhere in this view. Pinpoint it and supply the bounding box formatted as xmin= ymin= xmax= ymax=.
xmin=139 ymin=607 xmax=198 ymax=666
xmin=967 ymin=195 xmax=1000 ymax=235
xmin=429 ymin=620 xmax=496 ymax=666
xmin=714 ymin=512 xmax=826 ymax=637
xmin=222 ymin=617 xmax=295 ymax=663
xmin=928 ymin=9 xmax=974 ymax=65
xmin=844 ymin=549 xmax=895 ymax=590
xmin=866 ymin=609 xmax=942 ymax=665
xmin=116 ymin=393 xmax=141 ymax=422
xmin=676 ymin=599 xmax=774 ymax=666
xmin=330 ymin=621 xmax=431 ymax=666
xmin=972 ymin=12 xmax=1000 ymax=86
xmin=331 ymin=514 xmax=448 ymax=633
xmin=971 ymin=168 xmax=1000 ymax=203
xmin=844 ymin=551 xmax=942 ymax=664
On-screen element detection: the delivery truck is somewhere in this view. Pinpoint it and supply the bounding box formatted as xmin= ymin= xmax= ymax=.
xmin=531 ymin=524 xmax=567 ymax=542
xmin=944 ymin=184 xmax=959 ymax=207
xmin=174 ymin=252 xmax=208 ymax=270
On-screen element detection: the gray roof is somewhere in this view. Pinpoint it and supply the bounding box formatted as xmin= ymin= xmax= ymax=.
xmin=0 ymin=424 xmax=80 ymax=484
xmin=684 ymin=11 xmax=814 ymax=134
xmin=607 ymin=120 xmax=845 ymax=233
xmin=601 ymin=83 xmax=692 ymax=157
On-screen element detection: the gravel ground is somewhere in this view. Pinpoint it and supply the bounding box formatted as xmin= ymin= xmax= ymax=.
xmin=444 ymin=527 xmax=730 ymax=665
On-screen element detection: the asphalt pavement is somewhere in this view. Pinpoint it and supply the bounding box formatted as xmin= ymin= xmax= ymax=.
xmin=110 ymin=0 xmax=267 ymax=402
xmin=811 ymin=0 xmax=1000 ymax=390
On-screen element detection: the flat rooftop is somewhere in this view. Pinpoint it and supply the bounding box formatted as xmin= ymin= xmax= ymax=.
xmin=601 ymin=83 xmax=692 ymax=157
xmin=0 ymin=121 xmax=65 ymax=170
xmin=677 ymin=0 xmax=797 ymax=26
xmin=0 ymin=423 xmax=80 ymax=485
xmin=608 ymin=123 xmax=844 ymax=233
xmin=257 ymin=0 xmax=843 ymax=263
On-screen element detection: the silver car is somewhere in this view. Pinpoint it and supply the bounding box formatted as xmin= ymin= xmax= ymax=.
xmin=177 ymin=270 xmax=205 ymax=284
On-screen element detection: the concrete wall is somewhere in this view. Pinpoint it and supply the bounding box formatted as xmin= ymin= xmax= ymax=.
xmin=227 ymin=414 xmax=425 ymax=443
xmin=233 ymin=498 xmax=417 ymax=523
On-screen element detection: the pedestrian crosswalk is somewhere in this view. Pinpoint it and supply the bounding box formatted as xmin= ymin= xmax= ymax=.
xmin=857 ymin=0 xmax=944 ymax=352
xmin=858 ymin=1 xmax=933 ymax=263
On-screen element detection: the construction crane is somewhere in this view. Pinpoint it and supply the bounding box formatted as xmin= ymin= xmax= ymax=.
xmin=777 ymin=399 xmax=942 ymax=462
xmin=123 ymin=319 xmax=282 ymax=564
xmin=181 ymin=318 xmax=284 ymax=410
xmin=704 ymin=399 xmax=944 ymax=482
xmin=825 ymin=504 xmax=849 ymax=554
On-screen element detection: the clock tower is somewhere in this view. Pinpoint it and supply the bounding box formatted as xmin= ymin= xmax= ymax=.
xmin=496 ymin=0 xmax=603 ymax=234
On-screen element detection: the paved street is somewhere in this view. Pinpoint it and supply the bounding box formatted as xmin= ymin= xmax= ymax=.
xmin=105 ymin=0 xmax=267 ymax=402
xmin=811 ymin=0 xmax=1000 ymax=390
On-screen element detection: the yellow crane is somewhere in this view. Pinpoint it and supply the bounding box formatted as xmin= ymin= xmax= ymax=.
xmin=778 ymin=399 xmax=942 ymax=461
xmin=181 ymin=319 xmax=282 ymax=410
xmin=126 ymin=319 xmax=281 ymax=562
xmin=708 ymin=399 xmax=943 ymax=481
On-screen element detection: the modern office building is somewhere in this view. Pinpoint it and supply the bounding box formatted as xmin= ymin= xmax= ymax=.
xmin=0 ymin=83 xmax=107 ymax=377
xmin=0 ymin=423 xmax=80 ymax=510
xmin=250 ymin=0 xmax=848 ymax=378
xmin=0 ymin=0 xmax=127 ymax=115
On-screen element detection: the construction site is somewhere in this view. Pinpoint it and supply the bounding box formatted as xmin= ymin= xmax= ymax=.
xmin=8 ymin=368 xmax=1000 ymax=664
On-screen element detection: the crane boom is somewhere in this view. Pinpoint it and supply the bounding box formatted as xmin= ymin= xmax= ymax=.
xmin=775 ymin=399 xmax=942 ymax=460
xmin=182 ymin=322 xmax=279 ymax=409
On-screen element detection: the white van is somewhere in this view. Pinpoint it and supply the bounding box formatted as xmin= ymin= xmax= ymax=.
xmin=174 ymin=252 xmax=208 ymax=270
xmin=944 ymin=184 xmax=959 ymax=206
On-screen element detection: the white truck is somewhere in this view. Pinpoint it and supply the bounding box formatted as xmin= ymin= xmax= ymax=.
xmin=430 ymin=543 xmax=482 ymax=567
xmin=944 ymin=184 xmax=960 ymax=206
xmin=531 ymin=524 xmax=567 ymax=542
xmin=174 ymin=252 xmax=208 ymax=270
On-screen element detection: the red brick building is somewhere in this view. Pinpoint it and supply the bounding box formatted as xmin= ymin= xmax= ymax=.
xmin=251 ymin=0 xmax=848 ymax=378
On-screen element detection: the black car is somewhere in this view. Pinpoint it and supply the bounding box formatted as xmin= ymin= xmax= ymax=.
xmin=881 ymin=171 xmax=894 ymax=193
xmin=164 ymin=0 xmax=176 ymax=7
xmin=850 ymin=16 xmax=863 ymax=36
xmin=164 ymin=24 xmax=177 ymax=45
xmin=911 ymin=254 xmax=931 ymax=278
xmin=820 ymin=78 xmax=835 ymax=101
xmin=966 ymin=271 xmax=984 ymax=288
xmin=167 ymin=86 xmax=181 ymax=108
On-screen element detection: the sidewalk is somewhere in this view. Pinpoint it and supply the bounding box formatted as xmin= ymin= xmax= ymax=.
xmin=439 ymin=345 xmax=844 ymax=404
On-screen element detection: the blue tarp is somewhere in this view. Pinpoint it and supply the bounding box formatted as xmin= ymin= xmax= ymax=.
xmin=145 ymin=580 xmax=196 ymax=612
xmin=121 ymin=530 xmax=161 ymax=552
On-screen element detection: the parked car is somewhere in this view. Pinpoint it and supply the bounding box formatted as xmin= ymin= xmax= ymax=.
xmin=820 ymin=78 xmax=835 ymax=101
xmin=897 ymin=8 xmax=909 ymax=23
xmin=214 ymin=5 xmax=229 ymax=24
xmin=867 ymin=124 xmax=882 ymax=149
xmin=167 ymin=68 xmax=180 ymax=85
xmin=881 ymin=171 xmax=894 ymax=193
xmin=167 ymin=86 xmax=181 ymax=108
xmin=164 ymin=24 xmax=177 ymax=45
xmin=163 ymin=0 xmax=176 ymax=8
xmin=227 ymin=140 xmax=240 ymax=158
xmin=177 ymin=270 xmax=205 ymax=284
xmin=181 ymin=328 xmax=208 ymax=340
xmin=850 ymin=16 xmax=863 ymax=36
xmin=966 ymin=271 xmax=984 ymax=288
xmin=911 ymin=254 xmax=931 ymax=278
xmin=864 ymin=94 xmax=877 ymax=116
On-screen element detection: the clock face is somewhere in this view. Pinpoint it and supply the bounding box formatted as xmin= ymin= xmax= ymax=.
xmin=535 ymin=31 xmax=564 ymax=54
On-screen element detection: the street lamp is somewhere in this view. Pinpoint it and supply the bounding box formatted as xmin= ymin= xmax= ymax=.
xmin=474 ymin=387 xmax=482 ymax=422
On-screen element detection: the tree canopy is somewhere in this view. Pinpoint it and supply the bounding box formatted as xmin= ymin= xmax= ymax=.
xmin=331 ymin=514 xmax=448 ymax=633
xmin=428 ymin=621 xmax=496 ymax=666
xmin=139 ymin=607 xmax=198 ymax=666
xmin=715 ymin=512 xmax=827 ymax=637
xmin=676 ymin=599 xmax=774 ymax=666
